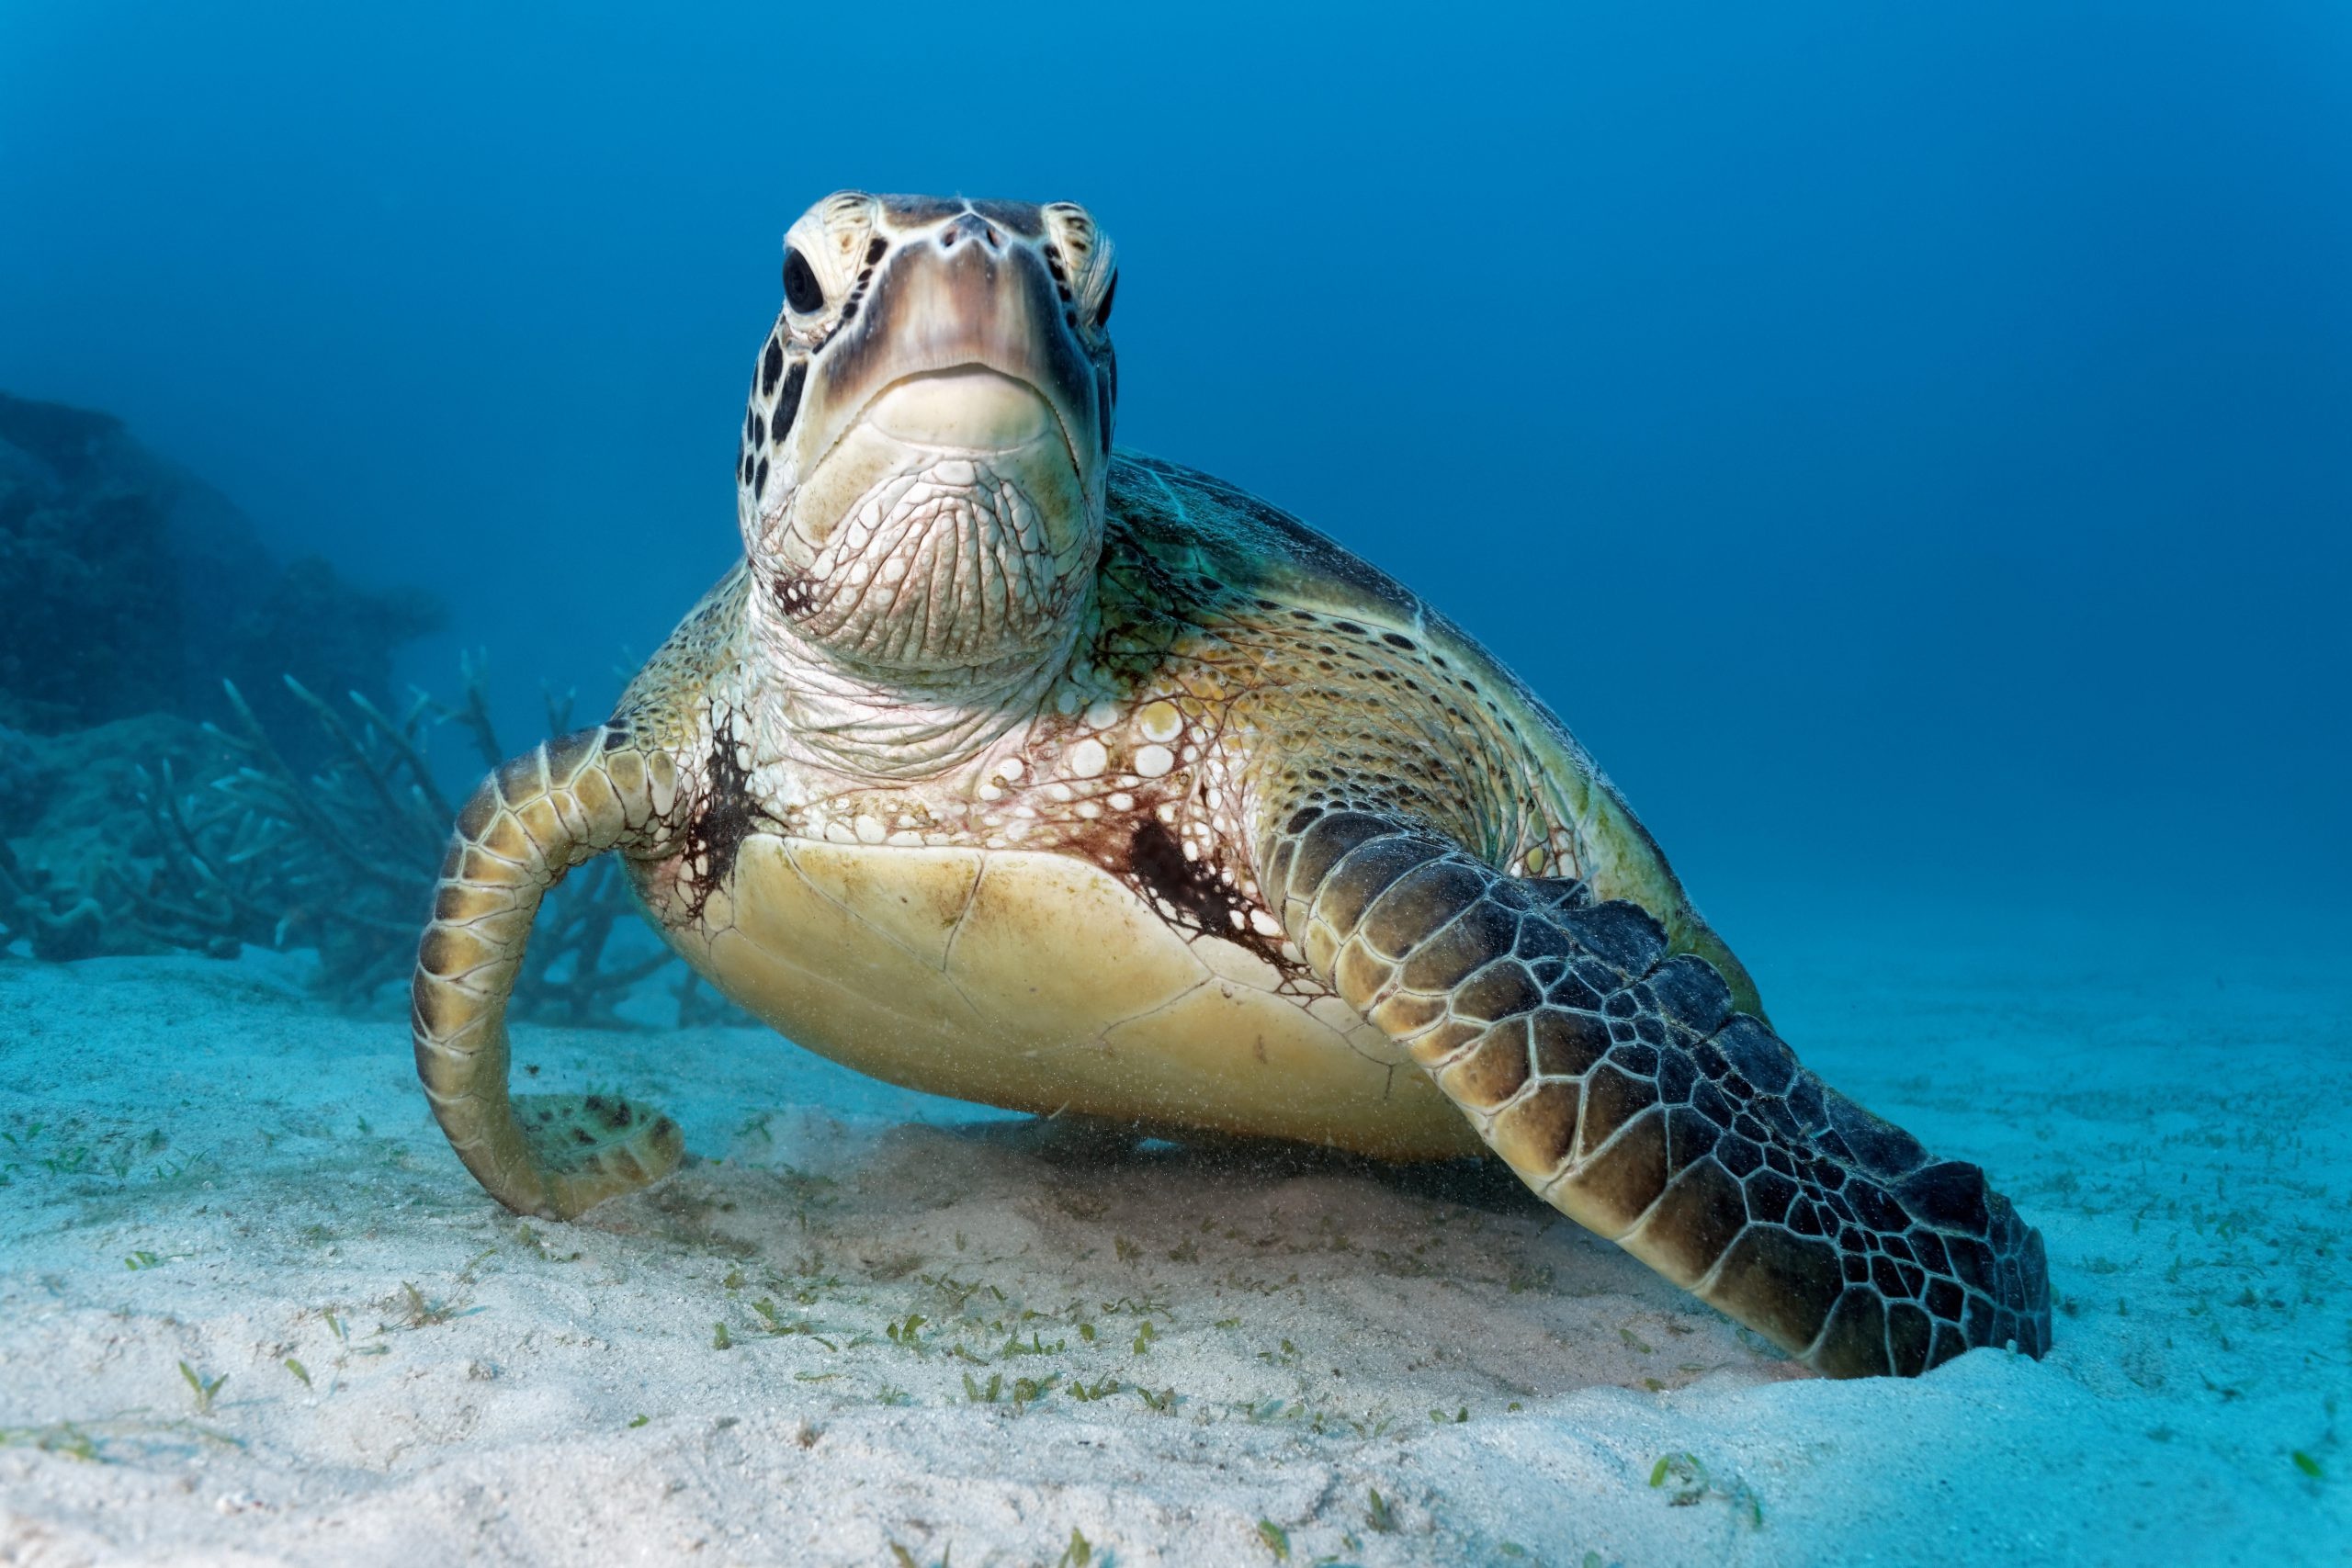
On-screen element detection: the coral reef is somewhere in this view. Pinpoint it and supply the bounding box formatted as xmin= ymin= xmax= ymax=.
xmin=1 ymin=714 xmax=220 ymax=961
xmin=2 ymin=664 xmax=722 ymax=1025
xmin=0 ymin=389 xmax=721 ymax=1027
xmin=0 ymin=399 xmax=184 ymax=730
xmin=0 ymin=390 xmax=443 ymax=761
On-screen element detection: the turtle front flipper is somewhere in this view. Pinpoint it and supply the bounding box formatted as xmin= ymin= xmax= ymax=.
xmin=1260 ymin=807 xmax=2051 ymax=1378
xmin=411 ymin=727 xmax=689 ymax=1220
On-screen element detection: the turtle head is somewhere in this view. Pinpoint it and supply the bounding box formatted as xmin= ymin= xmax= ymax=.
xmin=737 ymin=191 xmax=1118 ymax=675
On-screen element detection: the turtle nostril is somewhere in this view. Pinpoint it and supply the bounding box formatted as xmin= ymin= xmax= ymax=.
xmin=939 ymin=212 xmax=1000 ymax=253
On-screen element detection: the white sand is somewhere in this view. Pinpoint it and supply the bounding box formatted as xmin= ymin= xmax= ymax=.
xmin=1 ymin=905 xmax=2346 ymax=1566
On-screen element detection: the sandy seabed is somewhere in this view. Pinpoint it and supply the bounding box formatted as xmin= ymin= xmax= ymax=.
xmin=1 ymin=906 xmax=2346 ymax=1567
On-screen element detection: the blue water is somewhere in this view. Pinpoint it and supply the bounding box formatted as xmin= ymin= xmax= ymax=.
xmin=6 ymin=3 xmax=2347 ymax=926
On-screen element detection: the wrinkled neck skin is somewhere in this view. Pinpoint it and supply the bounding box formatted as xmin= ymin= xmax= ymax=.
xmin=743 ymin=569 xmax=1096 ymax=782
xmin=721 ymin=193 xmax=1122 ymax=784
xmin=739 ymin=384 xmax=1107 ymax=782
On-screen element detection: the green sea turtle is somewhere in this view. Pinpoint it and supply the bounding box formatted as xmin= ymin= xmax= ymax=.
xmin=412 ymin=191 xmax=2050 ymax=1379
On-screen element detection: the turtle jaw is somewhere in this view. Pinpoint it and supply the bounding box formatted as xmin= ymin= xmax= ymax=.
xmin=761 ymin=412 xmax=1097 ymax=673
xmin=751 ymin=207 xmax=1112 ymax=678
xmin=786 ymin=366 xmax=1088 ymax=569
xmin=857 ymin=366 xmax=1080 ymax=477
xmin=786 ymin=208 xmax=1108 ymax=502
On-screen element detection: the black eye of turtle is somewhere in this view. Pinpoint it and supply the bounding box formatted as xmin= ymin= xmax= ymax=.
xmin=1092 ymin=271 xmax=1118 ymax=330
xmin=782 ymin=248 xmax=825 ymax=314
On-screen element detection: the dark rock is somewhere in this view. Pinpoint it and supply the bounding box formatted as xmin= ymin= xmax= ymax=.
xmin=218 ymin=558 xmax=445 ymax=771
xmin=0 ymin=390 xmax=443 ymax=769
xmin=0 ymin=397 xmax=184 ymax=730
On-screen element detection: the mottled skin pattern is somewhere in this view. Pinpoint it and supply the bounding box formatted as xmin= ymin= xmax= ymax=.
xmin=413 ymin=192 xmax=2051 ymax=1379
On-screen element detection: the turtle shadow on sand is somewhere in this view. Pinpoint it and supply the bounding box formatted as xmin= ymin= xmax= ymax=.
xmin=963 ymin=1111 xmax=1543 ymax=1219
xmin=597 ymin=1100 xmax=1796 ymax=1403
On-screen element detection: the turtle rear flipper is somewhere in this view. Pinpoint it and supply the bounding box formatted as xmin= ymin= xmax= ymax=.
xmin=1262 ymin=807 xmax=2052 ymax=1378
xmin=412 ymin=727 xmax=687 ymax=1221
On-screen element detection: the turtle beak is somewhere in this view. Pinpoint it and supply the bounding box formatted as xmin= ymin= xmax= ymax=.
xmin=793 ymin=212 xmax=1105 ymax=493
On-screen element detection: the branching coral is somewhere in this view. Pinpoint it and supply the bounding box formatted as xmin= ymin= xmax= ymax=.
xmin=0 ymin=838 xmax=107 ymax=961
xmin=90 ymin=677 xmax=453 ymax=997
xmin=7 ymin=660 xmax=728 ymax=1029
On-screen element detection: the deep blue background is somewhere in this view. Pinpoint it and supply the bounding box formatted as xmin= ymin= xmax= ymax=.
xmin=5 ymin=2 xmax=2346 ymax=938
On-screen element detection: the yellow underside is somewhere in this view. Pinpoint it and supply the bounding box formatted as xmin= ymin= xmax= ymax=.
xmin=662 ymin=834 xmax=1478 ymax=1159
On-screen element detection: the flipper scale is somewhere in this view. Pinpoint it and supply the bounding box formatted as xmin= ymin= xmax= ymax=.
xmin=409 ymin=725 xmax=687 ymax=1220
xmin=1262 ymin=807 xmax=2052 ymax=1378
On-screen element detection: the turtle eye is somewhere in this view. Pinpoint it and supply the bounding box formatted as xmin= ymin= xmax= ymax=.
xmin=782 ymin=248 xmax=825 ymax=314
xmin=1092 ymin=271 xmax=1118 ymax=331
